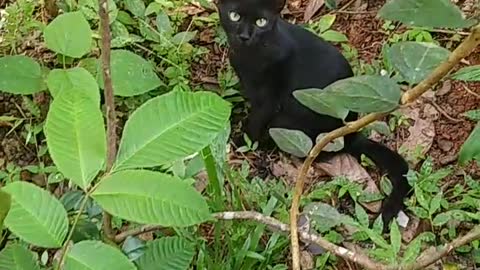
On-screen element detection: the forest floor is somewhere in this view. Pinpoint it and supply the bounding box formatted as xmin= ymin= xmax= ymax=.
xmin=0 ymin=0 xmax=479 ymax=268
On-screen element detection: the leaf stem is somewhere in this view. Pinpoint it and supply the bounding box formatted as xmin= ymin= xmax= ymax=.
xmin=56 ymin=194 xmax=90 ymax=269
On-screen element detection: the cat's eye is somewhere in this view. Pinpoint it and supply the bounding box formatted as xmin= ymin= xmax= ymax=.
xmin=256 ymin=18 xmax=268 ymax=27
xmin=229 ymin=11 xmax=241 ymax=22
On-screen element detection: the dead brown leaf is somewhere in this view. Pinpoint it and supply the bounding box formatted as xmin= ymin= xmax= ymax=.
xmin=271 ymin=154 xmax=326 ymax=185
xmin=304 ymin=0 xmax=324 ymax=22
xmin=315 ymin=153 xmax=382 ymax=213
xmin=399 ymin=102 xmax=437 ymax=166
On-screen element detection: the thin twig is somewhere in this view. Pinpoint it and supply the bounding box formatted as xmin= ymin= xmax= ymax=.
xmin=428 ymin=28 xmax=470 ymax=36
xmin=214 ymin=211 xmax=386 ymax=270
xmin=289 ymin=23 xmax=480 ymax=270
xmin=397 ymin=226 xmax=480 ymax=270
xmin=428 ymin=100 xmax=463 ymax=123
xmin=463 ymin=84 xmax=480 ymax=99
xmin=56 ymin=195 xmax=90 ymax=269
xmin=98 ymin=0 xmax=117 ymax=240
xmin=114 ymin=225 xmax=164 ymax=243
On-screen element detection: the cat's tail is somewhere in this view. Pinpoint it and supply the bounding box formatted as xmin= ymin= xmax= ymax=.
xmin=343 ymin=132 xmax=411 ymax=229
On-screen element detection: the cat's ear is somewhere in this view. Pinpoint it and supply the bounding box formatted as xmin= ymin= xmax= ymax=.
xmin=273 ymin=0 xmax=286 ymax=12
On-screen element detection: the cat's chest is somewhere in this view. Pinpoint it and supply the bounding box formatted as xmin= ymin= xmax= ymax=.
xmin=230 ymin=55 xmax=288 ymax=95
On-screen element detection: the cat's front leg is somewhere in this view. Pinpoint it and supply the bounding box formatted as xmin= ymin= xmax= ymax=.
xmin=245 ymin=101 xmax=279 ymax=143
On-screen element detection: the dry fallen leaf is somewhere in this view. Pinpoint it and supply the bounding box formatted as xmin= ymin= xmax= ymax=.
xmin=271 ymin=154 xmax=326 ymax=185
xmin=315 ymin=153 xmax=382 ymax=213
xmin=399 ymin=103 xmax=437 ymax=166
xmin=304 ymin=0 xmax=325 ymax=22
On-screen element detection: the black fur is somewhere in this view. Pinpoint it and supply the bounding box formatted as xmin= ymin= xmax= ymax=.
xmin=217 ymin=0 xmax=411 ymax=229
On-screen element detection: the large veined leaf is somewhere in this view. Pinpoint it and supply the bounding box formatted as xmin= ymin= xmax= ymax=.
xmin=458 ymin=122 xmax=480 ymax=165
xmin=303 ymin=202 xmax=347 ymax=233
xmin=378 ymin=0 xmax=473 ymax=29
xmin=451 ymin=65 xmax=480 ymax=81
xmin=293 ymin=88 xmax=349 ymax=119
xmin=44 ymin=12 xmax=93 ymax=58
xmin=304 ymin=75 xmax=401 ymax=113
xmin=0 ymin=244 xmax=40 ymax=270
xmin=269 ymin=128 xmax=312 ymax=158
xmin=135 ymin=237 xmax=195 ymax=270
xmin=0 ymin=190 xmax=11 ymax=228
xmin=0 ymin=56 xmax=44 ymax=94
xmin=114 ymin=90 xmax=231 ymax=170
xmin=47 ymin=67 xmax=100 ymax=104
xmin=3 ymin=182 xmax=68 ymax=248
xmin=64 ymin=240 xmax=136 ymax=270
xmin=92 ymin=170 xmax=211 ymax=226
xmin=98 ymin=50 xmax=163 ymax=96
xmin=45 ymin=90 xmax=106 ymax=190
xmin=387 ymin=42 xmax=451 ymax=85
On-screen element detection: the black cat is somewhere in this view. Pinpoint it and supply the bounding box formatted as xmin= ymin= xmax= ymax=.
xmin=216 ymin=0 xmax=411 ymax=229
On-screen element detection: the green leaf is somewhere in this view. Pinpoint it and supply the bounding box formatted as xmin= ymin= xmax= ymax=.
xmin=458 ymin=122 xmax=480 ymax=165
xmin=92 ymin=170 xmax=211 ymax=226
xmin=319 ymin=75 xmax=401 ymax=113
xmin=44 ymin=12 xmax=93 ymax=58
xmin=171 ymin=31 xmax=197 ymax=45
xmin=45 ymin=89 xmax=106 ymax=190
xmin=315 ymin=133 xmax=344 ymax=152
xmin=98 ymin=50 xmax=162 ymax=96
xmin=401 ymin=239 xmax=421 ymax=264
xmin=463 ymin=110 xmax=480 ymax=121
xmin=156 ymin=11 xmax=173 ymax=34
xmin=65 ymin=240 xmax=136 ymax=270
xmin=303 ymin=202 xmax=345 ymax=232
xmin=79 ymin=0 xmax=118 ymax=23
xmin=365 ymin=229 xmax=390 ymax=249
xmin=3 ymin=182 xmax=68 ymax=248
xmin=145 ymin=2 xmax=162 ymax=16
xmin=372 ymin=215 xmax=384 ymax=235
xmin=380 ymin=177 xmax=393 ymax=196
xmin=111 ymin=21 xmax=132 ymax=48
xmin=0 ymin=190 xmax=11 ymax=228
xmin=0 ymin=56 xmax=44 ymax=94
xmin=355 ymin=203 xmax=369 ymax=227
xmin=293 ymin=88 xmax=349 ymax=120
xmin=321 ymin=30 xmax=348 ymax=42
xmin=414 ymin=186 xmax=430 ymax=210
xmin=452 ymin=65 xmax=480 ymax=81
xmin=387 ymin=42 xmax=451 ymax=85
xmin=269 ymin=128 xmax=312 ymax=158
xmin=318 ymin=14 xmax=336 ymax=32
xmin=378 ymin=0 xmax=473 ymax=29
xmin=429 ymin=192 xmax=442 ymax=214
xmin=432 ymin=212 xmax=451 ymax=226
xmin=136 ymin=237 xmax=195 ymax=270
xmin=390 ymin=220 xmax=401 ymax=256
xmin=46 ymin=67 xmax=100 ymax=104
xmin=114 ymin=91 xmax=231 ymax=170
xmin=125 ymin=0 xmax=145 ymax=17
xmin=0 ymin=244 xmax=40 ymax=270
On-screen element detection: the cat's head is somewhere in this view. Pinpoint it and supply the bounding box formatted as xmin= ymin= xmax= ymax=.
xmin=216 ymin=0 xmax=286 ymax=47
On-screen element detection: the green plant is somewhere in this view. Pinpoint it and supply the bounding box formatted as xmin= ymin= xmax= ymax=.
xmin=307 ymin=14 xmax=348 ymax=43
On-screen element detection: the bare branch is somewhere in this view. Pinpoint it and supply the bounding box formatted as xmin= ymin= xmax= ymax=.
xmin=98 ymin=0 xmax=117 ymax=240
xmin=114 ymin=225 xmax=164 ymax=243
xmin=400 ymin=226 xmax=480 ymax=270
xmin=214 ymin=211 xmax=387 ymax=270
xmin=289 ymin=22 xmax=480 ymax=269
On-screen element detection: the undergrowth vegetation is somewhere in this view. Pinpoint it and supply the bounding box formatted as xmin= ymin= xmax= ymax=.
xmin=0 ymin=0 xmax=479 ymax=269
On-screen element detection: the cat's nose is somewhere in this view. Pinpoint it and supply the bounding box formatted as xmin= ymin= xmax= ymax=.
xmin=238 ymin=33 xmax=250 ymax=42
